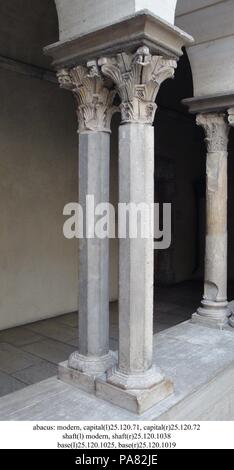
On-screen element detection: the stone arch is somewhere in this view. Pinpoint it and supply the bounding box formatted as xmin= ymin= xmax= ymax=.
xmin=175 ymin=0 xmax=234 ymax=97
xmin=0 ymin=0 xmax=59 ymax=69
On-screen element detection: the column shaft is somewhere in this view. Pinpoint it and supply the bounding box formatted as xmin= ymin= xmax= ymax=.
xmin=78 ymin=132 xmax=109 ymax=358
xmin=107 ymin=122 xmax=165 ymax=389
xmin=193 ymin=113 xmax=229 ymax=327
xmin=118 ymin=123 xmax=154 ymax=376
xmin=204 ymin=149 xmax=227 ymax=307
xmin=68 ymin=132 xmax=115 ymax=374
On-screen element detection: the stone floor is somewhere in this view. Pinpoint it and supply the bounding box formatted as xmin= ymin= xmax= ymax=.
xmin=1 ymin=320 xmax=234 ymax=420
xmin=0 ymin=281 xmax=203 ymax=398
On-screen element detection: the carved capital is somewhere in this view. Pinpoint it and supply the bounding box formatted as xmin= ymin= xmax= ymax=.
xmin=196 ymin=113 xmax=229 ymax=152
xmin=99 ymin=47 xmax=177 ymax=125
xmin=57 ymin=62 xmax=116 ymax=133
xmin=228 ymin=108 xmax=234 ymax=127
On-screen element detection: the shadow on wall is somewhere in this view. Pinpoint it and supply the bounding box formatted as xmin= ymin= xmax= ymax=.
xmin=0 ymin=0 xmax=79 ymax=330
xmin=155 ymin=50 xmax=206 ymax=285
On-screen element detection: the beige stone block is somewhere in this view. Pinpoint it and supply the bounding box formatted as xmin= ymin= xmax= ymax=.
xmin=96 ymin=377 xmax=173 ymax=414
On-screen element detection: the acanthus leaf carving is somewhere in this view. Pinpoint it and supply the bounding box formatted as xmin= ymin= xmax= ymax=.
xmin=196 ymin=113 xmax=229 ymax=194
xmin=57 ymin=63 xmax=117 ymax=133
xmin=99 ymin=46 xmax=177 ymax=124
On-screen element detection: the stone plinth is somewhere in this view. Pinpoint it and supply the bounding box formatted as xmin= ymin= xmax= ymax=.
xmin=96 ymin=376 xmax=173 ymax=415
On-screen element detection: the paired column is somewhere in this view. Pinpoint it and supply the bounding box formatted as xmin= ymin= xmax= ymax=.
xmin=193 ymin=113 xmax=230 ymax=328
xmin=57 ymin=47 xmax=177 ymax=412
xmin=57 ymin=64 xmax=116 ymax=383
xmin=96 ymin=47 xmax=177 ymax=413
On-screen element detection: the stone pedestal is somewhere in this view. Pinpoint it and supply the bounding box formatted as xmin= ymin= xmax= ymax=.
xmin=96 ymin=376 xmax=173 ymax=415
xmin=192 ymin=114 xmax=229 ymax=329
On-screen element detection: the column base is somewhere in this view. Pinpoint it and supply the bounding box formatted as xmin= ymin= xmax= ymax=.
xmin=96 ymin=375 xmax=173 ymax=415
xmin=191 ymin=298 xmax=229 ymax=329
xmin=58 ymin=351 xmax=117 ymax=394
xmin=191 ymin=311 xmax=228 ymax=330
xmin=68 ymin=350 xmax=116 ymax=375
xmin=106 ymin=364 xmax=164 ymax=390
xmin=58 ymin=361 xmax=97 ymax=394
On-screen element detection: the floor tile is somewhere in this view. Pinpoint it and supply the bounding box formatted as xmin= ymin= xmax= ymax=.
xmin=22 ymin=339 xmax=75 ymax=365
xmin=0 ymin=371 xmax=26 ymax=398
xmin=0 ymin=281 xmax=205 ymax=396
xmin=0 ymin=377 xmax=71 ymax=419
xmin=0 ymin=343 xmax=41 ymax=374
xmin=65 ymin=337 xmax=78 ymax=347
xmin=26 ymin=319 xmax=77 ymax=343
xmin=56 ymin=312 xmax=78 ymax=328
xmin=0 ymin=327 xmax=43 ymax=347
xmin=13 ymin=361 xmax=57 ymax=385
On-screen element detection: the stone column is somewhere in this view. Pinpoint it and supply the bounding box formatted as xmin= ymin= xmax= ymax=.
xmin=57 ymin=63 xmax=116 ymax=390
xmin=192 ymin=113 xmax=229 ymax=329
xmin=96 ymin=47 xmax=177 ymax=414
xmin=228 ymin=108 xmax=234 ymax=327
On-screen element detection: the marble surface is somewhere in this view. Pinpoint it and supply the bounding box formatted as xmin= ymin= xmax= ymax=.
xmin=0 ymin=281 xmax=200 ymax=398
xmin=1 ymin=318 xmax=234 ymax=420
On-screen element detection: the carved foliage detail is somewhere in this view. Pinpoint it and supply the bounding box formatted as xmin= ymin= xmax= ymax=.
xmin=197 ymin=114 xmax=229 ymax=194
xmin=196 ymin=113 xmax=229 ymax=153
xmin=99 ymin=47 xmax=177 ymax=124
xmin=57 ymin=63 xmax=116 ymax=133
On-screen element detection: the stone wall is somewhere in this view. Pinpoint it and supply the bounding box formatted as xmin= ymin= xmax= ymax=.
xmin=0 ymin=67 xmax=119 ymax=330
xmin=0 ymin=68 xmax=78 ymax=330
